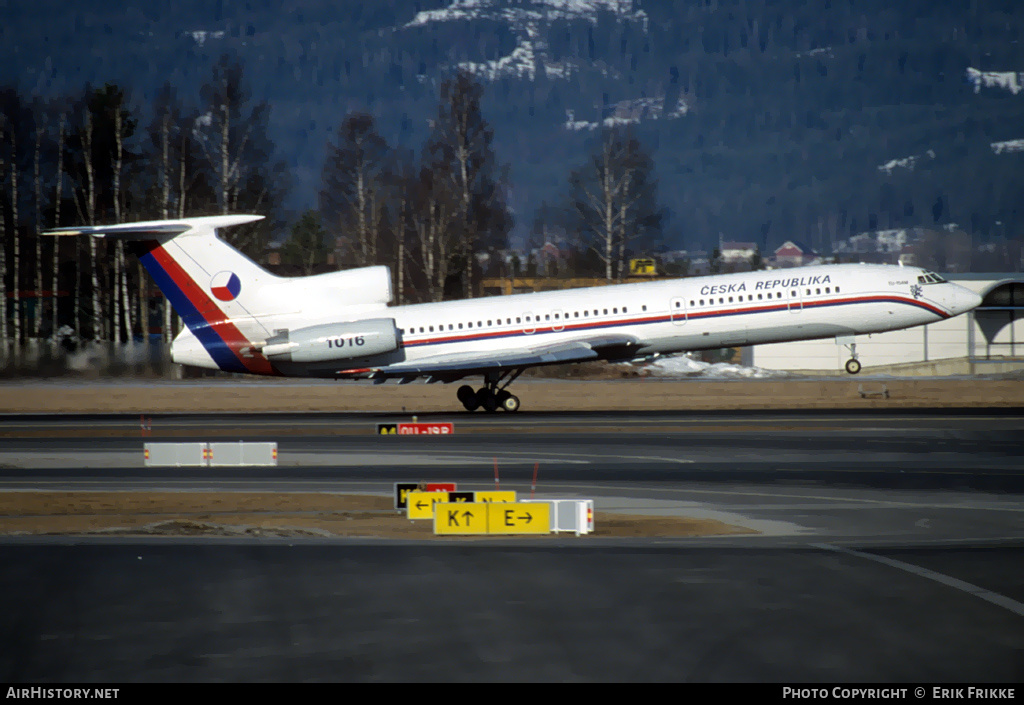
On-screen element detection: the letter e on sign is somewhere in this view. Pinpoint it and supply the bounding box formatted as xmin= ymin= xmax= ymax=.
xmin=486 ymin=503 xmax=551 ymax=535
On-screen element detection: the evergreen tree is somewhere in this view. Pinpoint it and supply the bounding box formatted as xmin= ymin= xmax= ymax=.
xmin=280 ymin=210 xmax=331 ymax=276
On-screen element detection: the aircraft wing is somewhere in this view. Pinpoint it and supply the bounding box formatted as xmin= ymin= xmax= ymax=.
xmin=369 ymin=333 xmax=642 ymax=383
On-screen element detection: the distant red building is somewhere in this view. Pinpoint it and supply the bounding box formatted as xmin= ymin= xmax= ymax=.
xmin=773 ymin=240 xmax=817 ymax=267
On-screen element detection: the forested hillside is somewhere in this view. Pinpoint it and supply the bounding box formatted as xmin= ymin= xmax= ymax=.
xmin=2 ymin=0 xmax=1023 ymax=254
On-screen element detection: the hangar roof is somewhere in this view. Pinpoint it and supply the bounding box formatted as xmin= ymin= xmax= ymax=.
xmin=949 ymin=275 xmax=1024 ymax=306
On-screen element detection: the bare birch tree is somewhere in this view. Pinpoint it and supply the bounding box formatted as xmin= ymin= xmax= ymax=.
xmin=149 ymin=84 xmax=203 ymax=343
xmin=77 ymin=107 xmax=102 ymax=341
xmin=51 ymin=112 xmax=65 ymax=354
xmin=422 ymin=71 xmax=510 ymax=299
xmin=33 ymin=121 xmax=43 ymax=342
xmin=110 ymin=100 xmax=135 ymax=344
xmin=9 ymin=125 xmax=20 ymax=351
xmin=66 ymin=85 xmax=139 ymax=343
xmin=569 ymin=127 xmax=662 ymax=282
xmin=0 ymin=119 xmax=7 ymax=356
xmin=320 ymin=113 xmax=392 ymax=269
xmin=392 ymin=159 xmax=415 ymax=306
xmin=408 ymin=167 xmax=458 ymax=303
xmin=196 ymin=55 xmax=286 ymax=260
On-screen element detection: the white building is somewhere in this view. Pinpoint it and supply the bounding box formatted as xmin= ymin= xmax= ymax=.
xmin=720 ymin=241 xmax=758 ymax=264
xmin=751 ymin=275 xmax=1024 ymax=375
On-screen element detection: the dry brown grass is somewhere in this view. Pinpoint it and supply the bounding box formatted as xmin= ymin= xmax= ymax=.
xmin=0 ymin=378 xmax=1021 ymax=413
xmin=0 ymin=491 xmax=751 ymax=539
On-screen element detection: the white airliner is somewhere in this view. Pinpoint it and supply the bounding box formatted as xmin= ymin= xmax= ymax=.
xmin=48 ymin=214 xmax=982 ymax=412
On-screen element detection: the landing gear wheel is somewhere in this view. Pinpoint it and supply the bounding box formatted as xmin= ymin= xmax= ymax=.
xmin=499 ymin=393 xmax=521 ymax=412
xmin=845 ymin=358 xmax=862 ymax=375
xmin=478 ymin=388 xmax=498 ymax=413
xmin=457 ymin=369 xmax=526 ymax=413
xmin=457 ymin=385 xmax=479 ymax=412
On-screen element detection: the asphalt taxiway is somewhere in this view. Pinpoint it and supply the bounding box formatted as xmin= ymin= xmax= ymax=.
xmin=1 ymin=409 xmax=1022 ymax=681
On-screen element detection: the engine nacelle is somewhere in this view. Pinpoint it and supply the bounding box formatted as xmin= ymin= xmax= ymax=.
xmin=261 ymin=319 xmax=399 ymax=363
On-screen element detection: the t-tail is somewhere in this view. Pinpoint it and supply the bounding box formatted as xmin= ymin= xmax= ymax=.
xmin=45 ymin=215 xmax=394 ymax=375
xmin=48 ymin=215 xmax=278 ymax=373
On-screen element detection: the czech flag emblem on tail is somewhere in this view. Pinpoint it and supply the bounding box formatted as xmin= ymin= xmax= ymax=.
xmin=211 ymin=271 xmax=242 ymax=301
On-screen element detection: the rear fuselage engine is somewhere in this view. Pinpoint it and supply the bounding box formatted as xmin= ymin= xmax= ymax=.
xmin=261 ymin=318 xmax=399 ymax=363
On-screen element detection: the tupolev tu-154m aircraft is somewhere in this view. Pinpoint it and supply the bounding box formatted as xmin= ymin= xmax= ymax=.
xmin=47 ymin=214 xmax=983 ymax=412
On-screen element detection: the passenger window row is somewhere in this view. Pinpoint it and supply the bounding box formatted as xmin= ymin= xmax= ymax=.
xmin=399 ymin=304 xmax=637 ymax=336
xmin=398 ymin=284 xmax=853 ymax=334
xmin=689 ymin=287 xmax=839 ymax=308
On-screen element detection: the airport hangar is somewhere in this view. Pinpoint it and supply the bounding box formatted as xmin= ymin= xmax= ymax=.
xmin=748 ymin=274 xmax=1024 ymax=375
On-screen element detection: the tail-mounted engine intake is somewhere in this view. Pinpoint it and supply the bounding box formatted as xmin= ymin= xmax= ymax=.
xmin=261 ymin=319 xmax=399 ymax=363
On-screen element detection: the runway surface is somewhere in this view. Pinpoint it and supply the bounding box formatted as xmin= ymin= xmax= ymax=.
xmin=1 ymin=409 xmax=1022 ymax=681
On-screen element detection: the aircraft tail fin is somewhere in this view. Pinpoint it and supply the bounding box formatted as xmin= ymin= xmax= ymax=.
xmin=45 ymin=215 xmax=277 ymax=374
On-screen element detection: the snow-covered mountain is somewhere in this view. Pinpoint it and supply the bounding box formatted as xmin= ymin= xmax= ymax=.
xmin=404 ymin=0 xmax=647 ymax=81
xmin=564 ymin=96 xmax=688 ymax=131
xmin=4 ymin=1 xmax=1024 ymax=255
xmin=404 ymin=0 xmax=648 ymax=31
xmin=877 ymin=150 xmax=935 ymax=174
xmin=991 ymin=138 xmax=1024 ymax=154
xmin=401 ymin=0 xmax=688 ymax=137
xmin=966 ymin=67 xmax=1024 ymax=95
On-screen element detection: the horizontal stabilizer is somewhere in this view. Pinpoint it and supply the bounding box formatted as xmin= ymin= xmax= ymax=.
xmin=43 ymin=214 xmax=264 ymax=239
xmin=45 ymin=223 xmax=189 ymax=238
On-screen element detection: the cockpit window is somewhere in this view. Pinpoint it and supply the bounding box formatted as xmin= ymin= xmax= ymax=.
xmin=918 ymin=271 xmax=947 ymax=284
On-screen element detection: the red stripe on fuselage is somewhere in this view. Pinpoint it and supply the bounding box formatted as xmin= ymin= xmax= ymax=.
xmin=149 ymin=244 xmax=276 ymax=375
xmin=400 ymin=294 xmax=949 ymax=348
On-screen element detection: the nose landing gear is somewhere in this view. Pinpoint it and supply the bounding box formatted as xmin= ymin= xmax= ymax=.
xmin=842 ymin=340 xmax=861 ymax=375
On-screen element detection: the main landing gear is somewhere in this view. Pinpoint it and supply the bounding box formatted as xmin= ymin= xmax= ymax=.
xmin=457 ymin=370 xmax=523 ymax=413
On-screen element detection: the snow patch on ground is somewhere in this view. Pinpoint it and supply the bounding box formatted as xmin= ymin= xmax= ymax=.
xmin=632 ymin=354 xmax=792 ymax=379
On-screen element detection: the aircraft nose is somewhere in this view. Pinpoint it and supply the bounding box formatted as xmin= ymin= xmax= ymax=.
xmin=951 ymin=285 xmax=983 ymax=315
